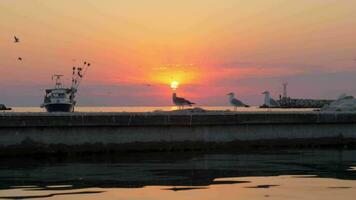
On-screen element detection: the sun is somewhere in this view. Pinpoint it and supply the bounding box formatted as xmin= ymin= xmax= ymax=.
xmin=170 ymin=81 xmax=179 ymax=90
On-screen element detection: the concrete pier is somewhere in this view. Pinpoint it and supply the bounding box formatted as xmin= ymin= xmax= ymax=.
xmin=0 ymin=111 xmax=356 ymax=155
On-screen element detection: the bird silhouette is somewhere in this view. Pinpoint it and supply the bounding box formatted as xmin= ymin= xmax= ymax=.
xmin=17 ymin=57 xmax=22 ymax=61
xmin=227 ymin=92 xmax=249 ymax=110
xmin=172 ymin=93 xmax=195 ymax=109
xmin=14 ymin=36 xmax=19 ymax=43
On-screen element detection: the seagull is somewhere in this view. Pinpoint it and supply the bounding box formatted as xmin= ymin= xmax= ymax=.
xmin=262 ymin=91 xmax=279 ymax=107
xmin=14 ymin=36 xmax=19 ymax=43
xmin=172 ymin=92 xmax=195 ymax=109
xmin=227 ymin=92 xmax=249 ymax=110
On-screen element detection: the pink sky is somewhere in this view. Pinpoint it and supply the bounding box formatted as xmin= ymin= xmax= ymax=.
xmin=0 ymin=0 xmax=356 ymax=106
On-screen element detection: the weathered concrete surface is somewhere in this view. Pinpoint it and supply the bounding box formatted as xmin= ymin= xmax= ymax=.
xmin=0 ymin=111 xmax=356 ymax=155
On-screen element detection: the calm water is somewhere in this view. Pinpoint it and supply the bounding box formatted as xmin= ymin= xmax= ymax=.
xmin=0 ymin=150 xmax=355 ymax=199
xmin=8 ymin=106 xmax=315 ymax=113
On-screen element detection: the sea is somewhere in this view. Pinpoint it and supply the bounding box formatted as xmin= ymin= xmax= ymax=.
xmin=0 ymin=150 xmax=355 ymax=199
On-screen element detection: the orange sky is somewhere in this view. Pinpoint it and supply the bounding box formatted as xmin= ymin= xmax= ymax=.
xmin=0 ymin=0 xmax=356 ymax=106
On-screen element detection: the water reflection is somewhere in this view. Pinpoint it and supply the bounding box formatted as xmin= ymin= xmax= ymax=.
xmin=0 ymin=150 xmax=355 ymax=199
xmin=162 ymin=186 xmax=209 ymax=191
xmin=0 ymin=191 xmax=104 ymax=199
xmin=245 ymin=184 xmax=279 ymax=188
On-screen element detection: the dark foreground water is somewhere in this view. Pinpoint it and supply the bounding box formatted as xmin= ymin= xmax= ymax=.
xmin=0 ymin=150 xmax=355 ymax=199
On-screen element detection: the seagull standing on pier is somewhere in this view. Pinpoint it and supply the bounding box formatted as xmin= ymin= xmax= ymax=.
xmin=172 ymin=93 xmax=195 ymax=109
xmin=262 ymin=91 xmax=279 ymax=107
xmin=227 ymin=92 xmax=249 ymax=110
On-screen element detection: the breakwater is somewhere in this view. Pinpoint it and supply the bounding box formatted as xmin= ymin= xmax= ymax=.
xmin=0 ymin=111 xmax=356 ymax=155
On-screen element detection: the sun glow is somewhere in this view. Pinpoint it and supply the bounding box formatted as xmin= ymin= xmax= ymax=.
xmin=170 ymin=81 xmax=179 ymax=90
xmin=147 ymin=63 xmax=200 ymax=90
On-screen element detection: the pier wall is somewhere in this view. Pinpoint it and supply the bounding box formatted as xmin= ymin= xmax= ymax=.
xmin=0 ymin=112 xmax=356 ymax=154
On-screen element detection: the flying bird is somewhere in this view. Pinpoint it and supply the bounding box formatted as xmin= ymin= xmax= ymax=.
xmin=172 ymin=92 xmax=195 ymax=109
xmin=262 ymin=91 xmax=279 ymax=107
xmin=227 ymin=92 xmax=249 ymax=110
xmin=17 ymin=57 xmax=22 ymax=61
xmin=14 ymin=36 xmax=19 ymax=43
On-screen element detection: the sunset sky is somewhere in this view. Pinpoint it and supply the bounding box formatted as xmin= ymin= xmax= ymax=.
xmin=1 ymin=0 xmax=356 ymax=106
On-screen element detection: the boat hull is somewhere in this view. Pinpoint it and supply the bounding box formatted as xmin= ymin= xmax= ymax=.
xmin=0 ymin=104 xmax=11 ymax=111
xmin=44 ymin=103 xmax=74 ymax=112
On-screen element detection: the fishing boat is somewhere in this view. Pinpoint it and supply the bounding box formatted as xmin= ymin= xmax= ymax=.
xmin=41 ymin=62 xmax=90 ymax=112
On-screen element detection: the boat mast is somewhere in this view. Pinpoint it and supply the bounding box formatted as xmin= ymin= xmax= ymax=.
xmin=52 ymin=74 xmax=63 ymax=89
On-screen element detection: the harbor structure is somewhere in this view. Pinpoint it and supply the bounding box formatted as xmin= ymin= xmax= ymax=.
xmin=0 ymin=111 xmax=355 ymax=155
xmin=262 ymin=83 xmax=333 ymax=108
xmin=282 ymin=82 xmax=288 ymax=99
xmin=322 ymin=94 xmax=356 ymax=111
